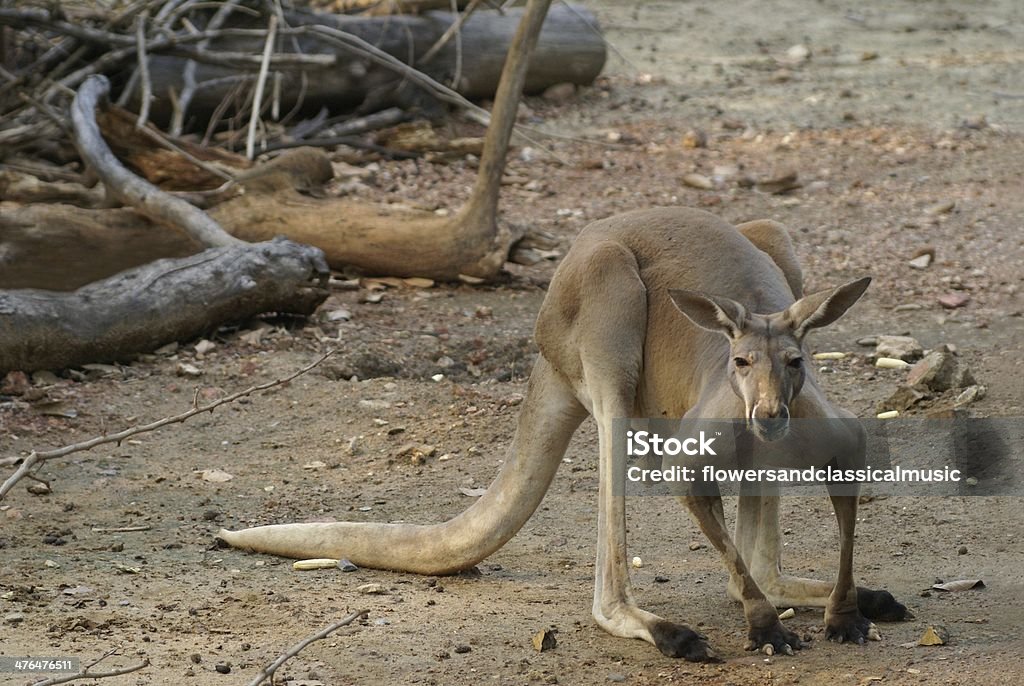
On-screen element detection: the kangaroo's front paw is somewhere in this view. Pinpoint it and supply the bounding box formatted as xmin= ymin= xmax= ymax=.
xmin=857 ymin=586 xmax=914 ymax=621
xmin=650 ymin=620 xmax=720 ymax=662
xmin=745 ymin=621 xmax=803 ymax=656
xmin=825 ymin=609 xmax=880 ymax=644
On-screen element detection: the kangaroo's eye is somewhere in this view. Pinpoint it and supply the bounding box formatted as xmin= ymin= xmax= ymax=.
xmin=788 ymin=357 xmax=803 ymax=369
xmin=733 ymin=357 xmax=751 ymax=368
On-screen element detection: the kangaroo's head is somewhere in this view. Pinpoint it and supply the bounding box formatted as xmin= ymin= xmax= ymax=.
xmin=669 ymin=277 xmax=870 ymax=442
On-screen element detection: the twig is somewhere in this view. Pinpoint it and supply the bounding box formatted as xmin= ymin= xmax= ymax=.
xmin=418 ymin=0 xmax=482 ymax=66
xmin=134 ymin=13 xmax=152 ymax=128
xmin=246 ymin=611 xmax=367 ymax=686
xmin=173 ymin=0 xmax=244 ymax=137
xmin=91 ymin=525 xmax=152 ymax=533
xmin=0 ymin=351 xmax=335 ymax=500
xmin=129 ymin=117 xmax=236 ymax=183
xmin=247 ymin=13 xmax=278 ymax=159
xmin=31 ymin=660 xmax=149 ymax=686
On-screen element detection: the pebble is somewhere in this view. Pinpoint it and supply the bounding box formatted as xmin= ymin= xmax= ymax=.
xmin=925 ymin=199 xmax=956 ymax=215
xmin=215 ymin=664 xmax=231 ymax=674
xmin=357 ymin=583 xmax=387 ymax=595
xmin=681 ymin=173 xmax=714 ymax=190
xmin=338 ymin=559 xmax=359 ymax=572
xmin=938 ymin=292 xmax=970 ymax=309
xmin=4 ymin=612 xmax=25 ymax=625
xmin=682 ymin=129 xmax=707 ymax=148
xmin=875 ymin=335 xmax=923 ymax=361
xmin=908 ymin=254 xmax=932 ymax=269
xmin=785 ymin=44 xmax=811 ymax=63
xmin=453 ymin=644 xmax=472 ymax=654
xmin=542 ymin=82 xmax=576 ymax=103
xmin=608 ymin=674 xmax=627 ymax=683
xmin=958 ymin=546 xmax=968 ymax=555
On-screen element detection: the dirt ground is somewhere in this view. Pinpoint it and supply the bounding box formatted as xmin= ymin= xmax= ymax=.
xmin=2 ymin=1 xmax=1023 ymax=684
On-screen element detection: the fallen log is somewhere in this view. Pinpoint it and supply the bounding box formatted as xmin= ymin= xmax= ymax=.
xmin=0 ymin=238 xmax=328 ymax=375
xmin=137 ymin=4 xmax=605 ymax=124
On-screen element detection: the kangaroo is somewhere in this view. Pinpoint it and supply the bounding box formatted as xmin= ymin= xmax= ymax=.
xmin=219 ymin=207 xmax=908 ymax=660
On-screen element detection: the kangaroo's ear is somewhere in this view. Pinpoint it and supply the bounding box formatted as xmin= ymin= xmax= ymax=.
xmin=783 ymin=277 xmax=871 ymax=339
xmin=668 ymin=289 xmax=749 ymax=339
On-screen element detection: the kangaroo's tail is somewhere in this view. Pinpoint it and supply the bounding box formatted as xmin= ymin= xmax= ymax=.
xmin=217 ymin=357 xmax=586 ymax=575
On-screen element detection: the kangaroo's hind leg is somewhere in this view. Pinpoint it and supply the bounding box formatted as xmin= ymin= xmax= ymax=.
xmin=537 ymin=239 xmax=717 ymax=661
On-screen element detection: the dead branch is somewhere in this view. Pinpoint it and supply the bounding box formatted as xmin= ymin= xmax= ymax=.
xmin=211 ymin=0 xmax=555 ymax=280
xmin=246 ymin=14 xmax=279 ymax=159
xmin=0 ymin=351 xmax=335 ymax=500
xmin=71 ymin=74 xmax=241 ymax=248
xmin=246 ymin=611 xmax=368 ymax=686
xmin=134 ymin=13 xmax=153 ymax=128
xmin=30 ymin=659 xmax=149 ymax=686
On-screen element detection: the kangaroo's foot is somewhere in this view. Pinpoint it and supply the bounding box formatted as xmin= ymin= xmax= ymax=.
xmin=745 ymin=620 xmax=804 ymax=656
xmin=651 ymin=620 xmax=719 ymax=661
xmin=857 ymin=586 xmax=913 ymax=621
xmin=824 ymin=606 xmax=881 ymax=644
xmin=594 ymin=603 xmax=719 ymax=662
xmin=744 ymin=603 xmax=803 ymax=656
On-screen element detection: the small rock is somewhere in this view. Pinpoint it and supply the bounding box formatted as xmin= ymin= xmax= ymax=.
xmin=338 ymin=559 xmax=359 ymax=572
xmin=176 ymin=363 xmax=202 ymax=377
xmin=542 ymin=82 xmax=576 ymax=103
xmin=357 ymin=583 xmax=387 ymax=595
xmin=938 ymin=292 xmax=970 ymax=309
xmin=215 ymin=663 xmax=231 ymax=674
xmin=4 ymin=612 xmax=25 ymax=625
xmin=631 ymin=556 xmax=643 ymax=568
xmin=925 ymin=200 xmax=956 ymax=216
xmin=190 ymin=654 xmax=202 ymax=664
xmin=918 ymin=625 xmax=949 ymax=646
xmin=908 ymin=254 xmax=932 ymax=269
xmin=608 ymin=674 xmax=627 ymax=683
xmin=962 ymin=114 xmax=987 ymax=130
xmin=856 ymin=336 xmax=879 ymax=347
xmin=965 ymin=477 xmax=979 ymax=486
xmin=453 ymin=644 xmax=472 ymax=654
xmin=908 ymin=349 xmax=973 ymax=392
xmin=654 ymin=575 xmax=670 ymax=583
xmin=682 ymin=129 xmax=707 ymax=149
xmin=785 ymin=44 xmax=811 ymax=63
xmin=878 ymin=385 xmax=927 ymax=413
xmin=31 ymin=370 xmax=60 ymax=386
xmin=958 ymin=546 xmax=968 ymax=555
xmin=681 ymin=173 xmax=714 ymax=190
xmin=875 ymin=335 xmax=923 ymax=361
xmin=194 ymin=339 xmax=216 ymax=355
xmin=532 ymin=628 xmax=557 ymax=652
xmin=755 ymin=170 xmax=801 ymax=195
xmin=954 ymin=385 xmax=986 ymax=406
xmin=688 ymin=541 xmax=705 ymax=551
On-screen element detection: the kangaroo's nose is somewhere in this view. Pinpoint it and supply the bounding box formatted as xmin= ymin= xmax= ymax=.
xmin=751 ymin=403 xmax=790 ymax=441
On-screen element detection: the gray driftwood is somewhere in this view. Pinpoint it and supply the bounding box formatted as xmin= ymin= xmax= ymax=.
xmin=0 ymin=238 xmax=328 ymax=374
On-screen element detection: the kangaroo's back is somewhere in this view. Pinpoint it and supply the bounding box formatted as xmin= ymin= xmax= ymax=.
xmin=536 ymin=207 xmax=800 ymax=413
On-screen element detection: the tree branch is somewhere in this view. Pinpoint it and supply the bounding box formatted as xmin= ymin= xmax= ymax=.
xmin=246 ymin=611 xmax=368 ymax=686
